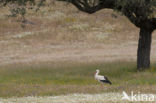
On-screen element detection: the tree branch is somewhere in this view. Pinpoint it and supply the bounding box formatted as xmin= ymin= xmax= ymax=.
xmin=58 ymin=0 xmax=156 ymax=30
xmin=58 ymin=0 xmax=115 ymax=14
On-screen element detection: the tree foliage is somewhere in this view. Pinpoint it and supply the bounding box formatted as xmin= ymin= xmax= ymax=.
xmin=115 ymin=0 xmax=156 ymax=28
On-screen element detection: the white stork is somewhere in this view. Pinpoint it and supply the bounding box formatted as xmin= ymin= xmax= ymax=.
xmin=94 ymin=69 xmax=112 ymax=85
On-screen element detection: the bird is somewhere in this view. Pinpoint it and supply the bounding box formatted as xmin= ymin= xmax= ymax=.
xmin=94 ymin=69 xmax=112 ymax=85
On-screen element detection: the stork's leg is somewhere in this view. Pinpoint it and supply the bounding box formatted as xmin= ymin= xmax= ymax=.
xmin=100 ymin=82 xmax=103 ymax=88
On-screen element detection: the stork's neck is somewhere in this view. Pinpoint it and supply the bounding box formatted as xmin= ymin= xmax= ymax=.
xmin=95 ymin=71 xmax=99 ymax=75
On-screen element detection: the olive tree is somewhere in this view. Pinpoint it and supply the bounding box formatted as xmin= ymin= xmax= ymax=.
xmin=59 ymin=0 xmax=156 ymax=71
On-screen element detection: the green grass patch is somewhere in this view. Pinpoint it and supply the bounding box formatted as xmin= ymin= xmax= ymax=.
xmin=0 ymin=61 xmax=156 ymax=97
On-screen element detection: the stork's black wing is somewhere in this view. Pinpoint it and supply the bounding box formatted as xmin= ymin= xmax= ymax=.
xmin=100 ymin=76 xmax=112 ymax=85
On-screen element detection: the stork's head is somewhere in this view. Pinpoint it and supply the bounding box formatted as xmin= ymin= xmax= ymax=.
xmin=96 ymin=69 xmax=99 ymax=73
xmin=95 ymin=69 xmax=100 ymax=75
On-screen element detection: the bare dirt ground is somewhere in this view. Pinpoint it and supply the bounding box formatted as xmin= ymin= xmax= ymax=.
xmin=1 ymin=39 xmax=156 ymax=66
xmin=0 ymin=3 xmax=156 ymax=66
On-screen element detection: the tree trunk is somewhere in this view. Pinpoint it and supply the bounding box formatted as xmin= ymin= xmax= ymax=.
xmin=137 ymin=28 xmax=153 ymax=71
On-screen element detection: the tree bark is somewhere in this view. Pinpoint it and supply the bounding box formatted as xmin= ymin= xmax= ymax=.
xmin=137 ymin=28 xmax=153 ymax=71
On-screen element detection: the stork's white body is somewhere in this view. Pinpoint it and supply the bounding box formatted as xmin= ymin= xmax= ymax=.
xmin=95 ymin=74 xmax=106 ymax=82
xmin=94 ymin=70 xmax=112 ymax=85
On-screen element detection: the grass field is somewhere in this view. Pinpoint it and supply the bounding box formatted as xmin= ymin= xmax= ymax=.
xmin=0 ymin=62 xmax=156 ymax=98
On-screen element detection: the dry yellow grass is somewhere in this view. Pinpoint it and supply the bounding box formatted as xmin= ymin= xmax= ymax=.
xmin=1 ymin=2 xmax=156 ymax=66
